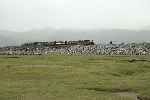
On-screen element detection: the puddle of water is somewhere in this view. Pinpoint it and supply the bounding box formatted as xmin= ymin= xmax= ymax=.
xmin=114 ymin=92 xmax=139 ymax=100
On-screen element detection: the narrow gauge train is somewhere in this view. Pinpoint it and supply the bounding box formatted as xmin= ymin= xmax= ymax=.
xmin=21 ymin=40 xmax=95 ymax=48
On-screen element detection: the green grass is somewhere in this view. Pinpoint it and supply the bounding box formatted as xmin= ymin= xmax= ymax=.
xmin=0 ymin=55 xmax=150 ymax=100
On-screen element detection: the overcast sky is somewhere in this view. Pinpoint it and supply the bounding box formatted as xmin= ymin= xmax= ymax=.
xmin=0 ymin=0 xmax=150 ymax=31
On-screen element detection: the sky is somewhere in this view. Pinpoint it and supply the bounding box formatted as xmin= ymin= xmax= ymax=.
xmin=0 ymin=0 xmax=150 ymax=31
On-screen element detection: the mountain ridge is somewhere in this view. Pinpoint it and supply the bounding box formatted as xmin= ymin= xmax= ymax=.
xmin=0 ymin=28 xmax=150 ymax=46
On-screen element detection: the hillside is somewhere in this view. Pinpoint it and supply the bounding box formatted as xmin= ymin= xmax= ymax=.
xmin=0 ymin=28 xmax=150 ymax=46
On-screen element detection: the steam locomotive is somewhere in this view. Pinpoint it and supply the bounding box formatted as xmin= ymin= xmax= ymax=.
xmin=21 ymin=40 xmax=95 ymax=48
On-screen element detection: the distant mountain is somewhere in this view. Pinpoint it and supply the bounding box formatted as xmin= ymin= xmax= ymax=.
xmin=0 ymin=31 xmax=18 ymax=46
xmin=0 ymin=28 xmax=150 ymax=46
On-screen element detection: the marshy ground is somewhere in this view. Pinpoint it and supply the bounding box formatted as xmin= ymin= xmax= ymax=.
xmin=0 ymin=55 xmax=150 ymax=100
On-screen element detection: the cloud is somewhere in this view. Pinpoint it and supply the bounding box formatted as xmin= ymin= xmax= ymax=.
xmin=0 ymin=0 xmax=150 ymax=31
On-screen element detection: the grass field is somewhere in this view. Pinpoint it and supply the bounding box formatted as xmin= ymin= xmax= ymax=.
xmin=0 ymin=55 xmax=150 ymax=100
